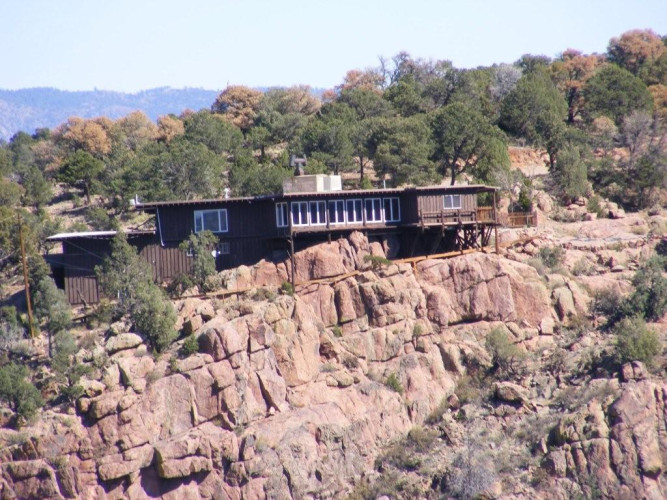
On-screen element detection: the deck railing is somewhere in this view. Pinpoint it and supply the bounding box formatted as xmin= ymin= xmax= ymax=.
xmin=499 ymin=211 xmax=538 ymax=227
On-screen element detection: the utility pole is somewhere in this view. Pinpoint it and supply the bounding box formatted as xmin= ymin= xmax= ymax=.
xmin=18 ymin=212 xmax=37 ymax=338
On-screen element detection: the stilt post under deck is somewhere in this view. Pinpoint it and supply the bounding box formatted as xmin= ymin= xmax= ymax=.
xmin=493 ymin=190 xmax=499 ymax=254
xmin=289 ymin=234 xmax=296 ymax=287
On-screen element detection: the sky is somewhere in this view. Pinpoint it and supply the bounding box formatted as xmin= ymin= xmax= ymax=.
xmin=2 ymin=0 xmax=666 ymax=93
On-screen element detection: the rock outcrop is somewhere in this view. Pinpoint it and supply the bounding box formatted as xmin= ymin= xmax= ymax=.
xmin=0 ymin=230 xmax=664 ymax=500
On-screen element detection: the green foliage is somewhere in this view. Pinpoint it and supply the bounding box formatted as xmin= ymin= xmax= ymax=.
xmin=133 ymin=285 xmax=178 ymax=352
xmin=499 ymin=68 xmax=567 ymax=154
xmin=370 ymin=115 xmax=437 ymax=186
xmin=58 ymin=150 xmax=104 ymax=203
xmin=332 ymin=325 xmax=342 ymax=338
xmin=85 ymin=206 xmax=115 ymax=231
xmin=0 ymin=362 xmax=44 ymax=425
xmin=431 ymin=101 xmax=510 ymax=185
xmin=179 ymin=230 xmax=218 ymax=292
xmin=51 ymin=331 xmax=90 ymax=401
xmin=97 ymin=233 xmax=176 ymax=352
xmin=629 ymin=256 xmax=667 ymax=321
xmin=485 ymin=327 xmax=526 ymax=378
xmin=384 ymin=372 xmax=403 ymax=394
xmin=32 ymin=276 xmax=71 ymax=335
xmin=614 ymin=316 xmax=661 ymax=367
xmin=181 ymin=335 xmax=200 ymax=357
xmin=363 ymin=254 xmax=392 ymax=270
xmin=280 ymin=281 xmax=294 ymax=296
xmin=21 ymin=166 xmax=52 ymax=208
xmin=538 ymin=246 xmax=564 ymax=269
xmin=552 ymin=142 xmax=589 ymax=201
xmin=583 ymin=65 xmax=653 ymax=125
xmin=167 ymin=273 xmax=195 ymax=298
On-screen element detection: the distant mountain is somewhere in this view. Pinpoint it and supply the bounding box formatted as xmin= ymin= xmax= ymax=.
xmin=0 ymin=87 xmax=221 ymax=141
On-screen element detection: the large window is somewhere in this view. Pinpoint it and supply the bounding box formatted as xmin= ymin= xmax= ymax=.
xmin=194 ymin=209 xmax=228 ymax=233
xmin=276 ymin=202 xmax=288 ymax=228
xmin=328 ymin=200 xmax=346 ymax=225
xmin=291 ymin=202 xmax=309 ymax=226
xmin=383 ymin=197 xmax=401 ymax=222
xmin=309 ymin=201 xmax=327 ymax=225
xmin=346 ymin=199 xmax=363 ymax=223
xmin=365 ymin=198 xmax=383 ymax=223
xmin=444 ymin=194 xmax=462 ymax=210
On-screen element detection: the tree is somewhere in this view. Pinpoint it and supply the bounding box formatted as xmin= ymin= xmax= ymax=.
xmin=299 ymin=103 xmax=355 ymax=175
xmin=211 ymin=85 xmax=263 ymax=135
xmin=0 ymin=363 xmax=43 ymax=425
xmin=228 ymin=153 xmax=289 ymax=196
xmin=22 ymin=166 xmax=52 ymax=209
xmin=614 ymin=316 xmax=661 ymax=367
xmin=629 ymin=256 xmax=667 ymax=321
xmin=32 ymin=275 xmax=71 ymax=356
xmin=179 ymin=230 xmax=218 ymax=291
xmin=607 ymin=29 xmax=665 ymax=83
xmin=56 ymin=117 xmax=111 ymax=157
xmin=551 ymin=141 xmax=589 ymax=201
xmin=96 ymin=232 xmax=176 ymax=351
xmin=583 ymin=65 xmax=653 ymax=125
xmin=551 ymin=49 xmax=605 ymax=123
xmin=431 ymin=102 xmax=510 ymax=184
xmin=156 ymin=140 xmax=227 ymax=200
xmin=370 ymin=115 xmax=436 ymax=186
xmin=499 ymin=69 xmax=568 ymax=168
xmin=58 ymin=150 xmax=105 ymax=204
xmin=156 ymin=114 xmax=185 ymax=144
xmin=183 ymin=110 xmax=243 ymax=155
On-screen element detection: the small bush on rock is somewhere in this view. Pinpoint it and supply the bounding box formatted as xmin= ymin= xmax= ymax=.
xmin=0 ymin=363 xmax=43 ymax=426
xmin=614 ymin=316 xmax=661 ymax=367
xmin=385 ymin=372 xmax=404 ymax=394
xmin=485 ymin=327 xmax=526 ymax=378
xmin=181 ymin=335 xmax=200 ymax=357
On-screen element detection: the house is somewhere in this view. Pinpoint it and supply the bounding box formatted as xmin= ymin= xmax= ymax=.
xmin=46 ymin=175 xmax=503 ymax=305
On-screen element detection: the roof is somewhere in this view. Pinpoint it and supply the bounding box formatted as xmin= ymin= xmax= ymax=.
xmin=135 ymin=184 xmax=498 ymax=210
xmin=46 ymin=230 xmax=155 ymax=242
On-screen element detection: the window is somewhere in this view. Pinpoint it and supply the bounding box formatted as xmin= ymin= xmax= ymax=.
xmin=444 ymin=194 xmax=462 ymax=209
xmin=276 ymin=202 xmax=288 ymax=228
xmin=328 ymin=200 xmax=345 ymax=225
xmin=365 ymin=198 xmax=383 ymax=223
xmin=309 ymin=200 xmax=327 ymax=225
xmin=217 ymin=242 xmax=230 ymax=255
xmin=194 ymin=209 xmax=228 ymax=233
xmin=346 ymin=199 xmax=363 ymax=223
xmin=383 ymin=197 xmax=401 ymax=222
xmin=291 ymin=202 xmax=309 ymax=226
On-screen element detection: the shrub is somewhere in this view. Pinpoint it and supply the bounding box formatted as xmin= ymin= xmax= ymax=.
xmin=485 ymin=327 xmax=526 ymax=378
xmin=342 ymin=355 xmax=359 ymax=370
xmin=178 ymin=230 xmax=218 ymax=292
xmin=280 ymin=281 xmax=294 ymax=296
xmin=0 ymin=363 xmax=44 ymax=425
xmin=331 ymin=325 xmax=342 ymax=338
xmin=385 ymin=372 xmax=403 ymax=394
xmin=614 ymin=316 xmax=661 ymax=367
xmin=181 ymin=334 xmax=200 ymax=357
xmin=363 ymin=254 xmax=392 ymax=270
xmin=571 ymin=257 xmax=593 ymax=276
xmin=629 ymin=256 xmax=666 ymax=321
xmin=51 ymin=331 xmax=91 ymax=401
xmin=167 ymin=273 xmax=195 ymax=298
xmin=538 ymin=246 xmax=564 ymax=269
xmin=133 ymin=286 xmax=178 ymax=352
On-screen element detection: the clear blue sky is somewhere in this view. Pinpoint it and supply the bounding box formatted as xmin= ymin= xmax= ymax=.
xmin=2 ymin=0 xmax=665 ymax=92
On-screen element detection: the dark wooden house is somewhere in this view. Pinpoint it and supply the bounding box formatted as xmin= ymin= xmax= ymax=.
xmin=47 ymin=176 xmax=501 ymax=304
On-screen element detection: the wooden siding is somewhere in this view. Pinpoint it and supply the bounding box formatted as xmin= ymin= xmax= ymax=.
xmin=416 ymin=193 xmax=477 ymax=214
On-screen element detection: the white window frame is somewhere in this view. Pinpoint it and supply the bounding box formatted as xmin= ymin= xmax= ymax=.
xmin=291 ymin=201 xmax=309 ymax=226
xmin=194 ymin=209 xmax=228 ymax=233
xmin=444 ymin=194 xmax=462 ymax=210
xmin=217 ymin=241 xmax=231 ymax=255
xmin=365 ymin=198 xmax=383 ymax=223
xmin=346 ymin=199 xmax=363 ymax=224
xmin=328 ymin=200 xmax=346 ymax=225
xmin=383 ymin=197 xmax=401 ymax=222
xmin=276 ymin=202 xmax=288 ymax=228
xmin=309 ymin=200 xmax=327 ymax=226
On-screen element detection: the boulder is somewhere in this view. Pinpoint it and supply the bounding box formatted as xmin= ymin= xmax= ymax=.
xmin=105 ymin=333 xmax=143 ymax=354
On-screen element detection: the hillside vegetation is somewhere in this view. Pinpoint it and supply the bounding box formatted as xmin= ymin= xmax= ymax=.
xmin=0 ymin=28 xmax=665 ymax=499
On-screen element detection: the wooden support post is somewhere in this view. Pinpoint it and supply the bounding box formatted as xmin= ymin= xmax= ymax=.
xmin=289 ymin=235 xmax=296 ymax=287
xmin=494 ymin=225 xmax=499 ymax=254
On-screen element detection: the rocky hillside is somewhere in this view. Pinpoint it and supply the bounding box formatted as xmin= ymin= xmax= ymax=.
xmin=0 ymin=209 xmax=665 ymax=498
